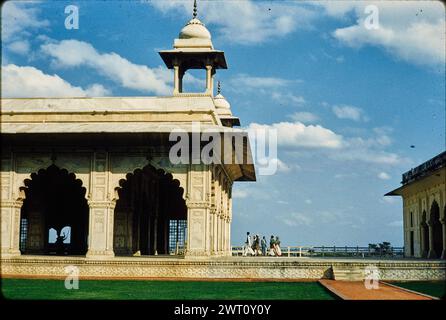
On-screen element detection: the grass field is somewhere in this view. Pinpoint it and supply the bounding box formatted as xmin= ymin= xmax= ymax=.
xmin=1 ymin=279 xmax=336 ymax=300
xmin=390 ymin=281 xmax=446 ymax=299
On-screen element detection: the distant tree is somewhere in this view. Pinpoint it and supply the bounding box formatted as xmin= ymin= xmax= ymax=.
xmin=379 ymin=242 xmax=392 ymax=255
xmin=368 ymin=242 xmax=392 ymax=256
xmin=368 ymin=243 xmax=378 ymax=254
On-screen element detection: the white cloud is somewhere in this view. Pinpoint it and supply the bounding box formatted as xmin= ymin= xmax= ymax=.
xmin=378 ymin=172 xmax=391 ymax=180
xmin=325 ymin=1 xmax=445 ymax=67
xmin=305 ymin=199 xmax=312 ymax=204
xmin=381 ymin=197 xmax=397 ymax=204
xmin=271 ymin=92 xmax=306 ymax=107
xmin=233 ymin=189 xmax=249 ymax=199
xmin=282 ymin=212 xmax=312 ymax=226
xmin=1 ymin=2 xmax=49 ymax=42
xmin=8 ymin=40 xmax=30 ymax=55
xmin=289 ymin=112 xmax=319 ymax=123
xmin=1 ymin=64 xmax=110 ymax=98
xmin=330 ymin=146 xmax=403 ymax=165
xmin=84 ymin=84 xmax=111 ymax=97
xmin=332 ymin=105 xmax=364 ymax=121
xmin=334 ymin=173 xmax=358 ymax=179
xmin=151 ymin=0 xmax=317 ymax=45
xmin=231 ymin=74 xmax=293 ymax=89
xmin=330 ymin=129 xmax=405 ymax=165
xmin=387 ymin=220 xmax=403 ymax=227
xmin=248 ymin=121 xmax=343 ymax=149
xmin=248 ymin=119 xmax=405 ymax=166
xmin=272 ymin=158 xmax=292 ymax=173
xmin=229 ymin=75 xmax=305 ymax=107
xmin=41 ymin=39 xmax=172 ymax=95
xmin=317 ymin=211 xmax=343 ymax=224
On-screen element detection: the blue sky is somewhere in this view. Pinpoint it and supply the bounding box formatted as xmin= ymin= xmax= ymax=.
xmin=2 ymin=0 xmax=445 ymax=246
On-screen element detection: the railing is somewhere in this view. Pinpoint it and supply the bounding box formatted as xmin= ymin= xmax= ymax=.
xmin=231 ymin=246 xmax=405 ymax=258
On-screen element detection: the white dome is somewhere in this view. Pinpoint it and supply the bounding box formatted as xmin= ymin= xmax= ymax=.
xmin=179 ymin=18 xmax=211 ymax=40
xmin=214 ymin=93 xmax=232 ymax=116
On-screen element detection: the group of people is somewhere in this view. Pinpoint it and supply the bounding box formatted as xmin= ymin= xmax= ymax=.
xmin=242 ymin=232 xmax=282 ymax=257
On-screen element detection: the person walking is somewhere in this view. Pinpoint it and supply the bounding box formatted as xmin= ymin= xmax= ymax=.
xmin=261 ymin=236 xmax=267 ymax=256
xmin=269 ymin=235 xmax=276 ymax=256
xmin=253 ymin=235 xmax=261 ymax=256
xmin=274 ymin=236 xmax=282 ymax=256
xmin=243 ymin=232 xmax=254 ymax=256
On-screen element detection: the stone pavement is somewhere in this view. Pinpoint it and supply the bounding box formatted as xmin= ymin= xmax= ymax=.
xmin=319 ymin=280 xmax=435 ymax=300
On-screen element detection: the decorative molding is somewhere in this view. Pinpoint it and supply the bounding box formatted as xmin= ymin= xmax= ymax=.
xmin=1 ymin=257 xmax=445 ymax=281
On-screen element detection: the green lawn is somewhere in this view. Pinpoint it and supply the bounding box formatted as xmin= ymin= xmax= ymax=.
xmin=391 ymin=281 xmax=446 ymax=299
xmin=1 ymin=279 xmax=336 ymax=300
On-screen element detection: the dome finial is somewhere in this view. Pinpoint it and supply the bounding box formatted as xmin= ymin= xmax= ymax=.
xmin=193 ymin=0 xmax=197 ymax=18
xmin=217 ymin=81 xmax=221 ymax=94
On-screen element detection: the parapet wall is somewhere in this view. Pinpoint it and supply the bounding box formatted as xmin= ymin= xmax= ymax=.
xmin=1 ymin=256 xmax=445 ymax=281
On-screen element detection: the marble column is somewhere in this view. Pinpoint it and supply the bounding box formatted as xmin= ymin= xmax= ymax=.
xmin=205 ymin=65 xmax=213 ymax=94
xmin=441 ymin=218 xmax=446 ymax=259
xmin=427 ymin=220 xmax=436 ymax=259
xmin=420 ymin=224 xmax=427 ymax=258
xmin=227 ymin=217 xmax=232 ymax=256
xmin=211 ymin=208 xmax=217 ymax=255
xmin=86 ymin=200 xmax=115 ymax=259
xmin=0 ymin=200 xmax=23 ymax=257
xmin=173 ymin=65 xmax=180 ymax=94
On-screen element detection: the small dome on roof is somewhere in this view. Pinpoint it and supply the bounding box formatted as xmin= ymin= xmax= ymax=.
xmin=214 ymin=92 xmax=232 ymax=116
xmin=179 ymin=18 xmax=211 ymax=40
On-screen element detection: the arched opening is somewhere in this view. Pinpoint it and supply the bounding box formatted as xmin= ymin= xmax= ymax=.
xmin=420 ymin=211 xmax=429 ymax=258
xmin=430 ymin=201 xmax=442 ymax=259
xmin=409 ymin=231 xmax=414 ymax=257
xmin=19 ymin=164 xmax=89 ymax=255
xmin=113 ymin=165 xmax=187 ymax=256
xmin=408 ymin=211 xmax=414 ymax=256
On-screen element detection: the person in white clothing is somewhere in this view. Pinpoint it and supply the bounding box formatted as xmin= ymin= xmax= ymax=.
xmin=243 ymin=232 xmax=255 ymax=256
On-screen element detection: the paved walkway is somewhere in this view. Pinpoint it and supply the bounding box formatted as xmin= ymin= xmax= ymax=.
xmin=319 ymin=280 xmax=434 ymax=300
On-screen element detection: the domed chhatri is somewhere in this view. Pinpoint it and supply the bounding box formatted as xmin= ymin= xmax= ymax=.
xmin=158 ymin=0 xmax=227 ymax=97
xmin=179 ymin=18 xmax=211 ymax=40
xmin=214 ymin=82 xmax=232 ymax=116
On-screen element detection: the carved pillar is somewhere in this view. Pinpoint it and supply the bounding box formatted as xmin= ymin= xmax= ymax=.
xmin=228 ymin=184 xmax=232 ymax=256
xmin=174 ymin=65 xmax=180 ymax=94
xmin=1 ymin=152 xmax=22 ymax=258
xmin=1 ymin=200 xmax=23 ymax=257
xmin=227 ymin=217 xmax=232 ymax=256
xmin=86 ymin=201 xmax=115 ymax=258
xmin=441 ymin=218 xmax=446 ymax=259
xmin=420 ymin=224 xmax=427 ymax=258
xmin=427 ymin=219 xmax=436 ymax=259
xmin=221 ymin=181 xmax=226 ymax=254
xmin=184 ymin=165 xmax=211 ymax=257
xmin=210 ymin=208 xmax=217 ymax=255
xmin=86 ymin=151 xmax=114 ymax=259
xmin=205 ymin=65 xmax=212 ymax=94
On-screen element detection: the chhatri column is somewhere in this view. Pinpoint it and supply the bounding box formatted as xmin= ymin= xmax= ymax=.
xmin=205 ymin=65 xmax=213 ymax=94
xmin=427 ymin=219 xmax=436 ymax=259
xmin=441 ymin=218 xmax=446 ymax=259
xmin=173 ymin=65 xmax=180 ymax=94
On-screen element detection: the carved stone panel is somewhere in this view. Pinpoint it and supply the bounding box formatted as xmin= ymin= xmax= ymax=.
xmin=189 ymin=209 xmax=205 ymax=250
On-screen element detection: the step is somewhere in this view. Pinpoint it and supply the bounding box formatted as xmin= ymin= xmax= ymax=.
xmin=332 ymin=267 xmax=364 ymax=281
